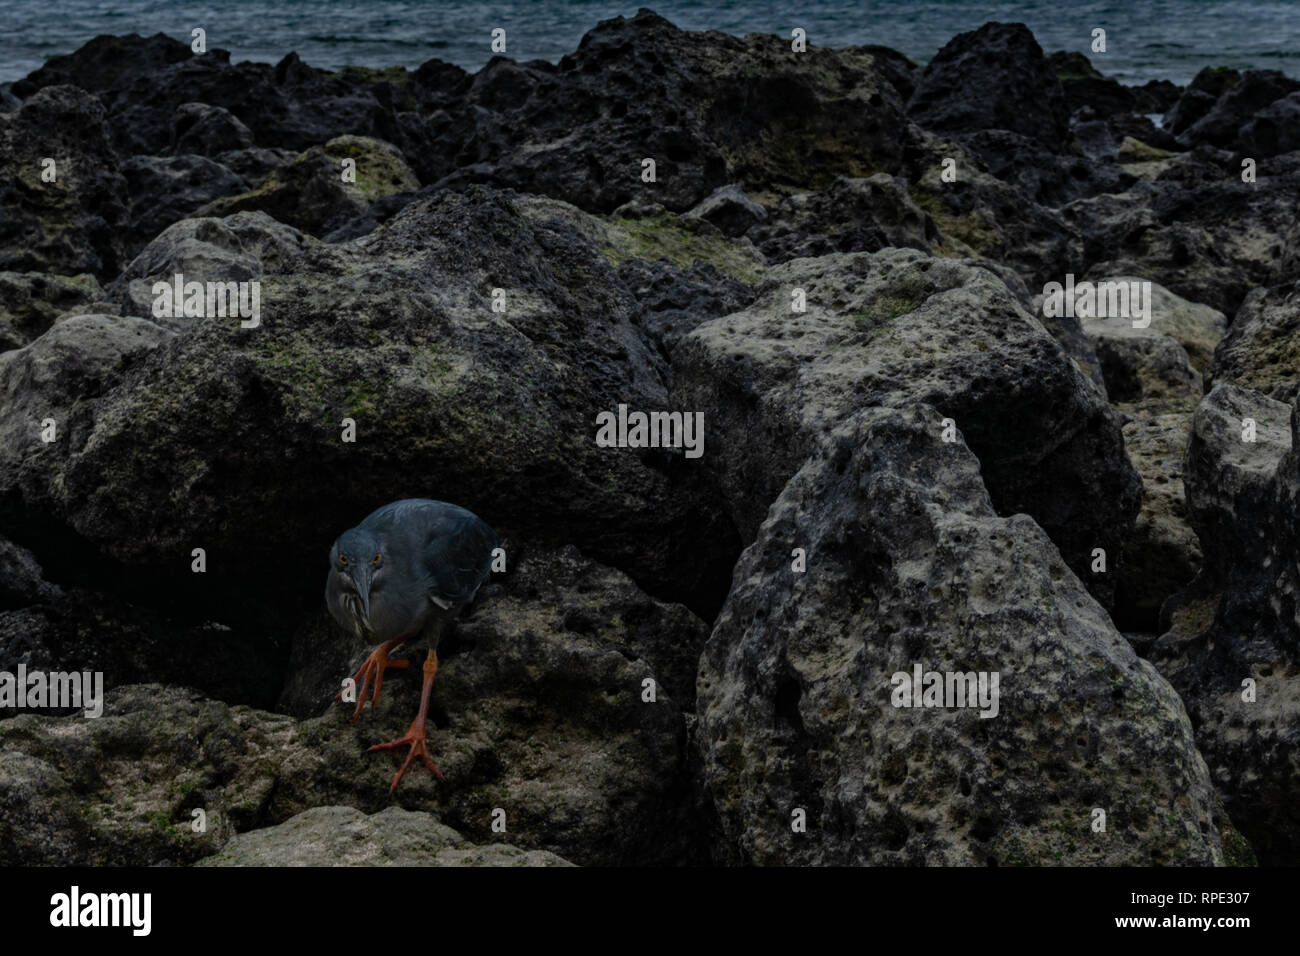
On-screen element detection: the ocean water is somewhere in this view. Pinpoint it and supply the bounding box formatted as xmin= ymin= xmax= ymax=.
xmin=1 ymin=0 xmax=1298 ymax=87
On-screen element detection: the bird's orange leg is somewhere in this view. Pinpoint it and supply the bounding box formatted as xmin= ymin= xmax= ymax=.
xmin=335 ymin=637 xmax=412 ymax=722
xmin=369 ymin=648 xmax=443 ymax=791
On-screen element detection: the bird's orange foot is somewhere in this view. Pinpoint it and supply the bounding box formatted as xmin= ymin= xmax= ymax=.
xmin=335 ymin=641 xmax=410 ymax=722
xmin=369 ymin=719 xmax=443 ymax=791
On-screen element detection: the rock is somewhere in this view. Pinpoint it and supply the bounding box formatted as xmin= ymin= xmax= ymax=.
xmin=697 ymin=404 xmax=1230 ymax=865
xmin=1178 ymin=384 xmax=1292 ymax=569
xmin=1131 ymin=79 xmax=1182 ymax=114
xmin=1177 ymin=70 xmax=1300 ymax=152
xmin=748 ymin=174 xmax=936 ymax=263
xmin=16 ymin=39 xmax=400 ymax=157
xmin=1238 ymin=91 xmax=1300 ymax=157
xmin=432 ymin=9 xmax=911 ymax=212
xmin=1074 ymin=281 xmax=1224 ymax=631
xmin=0 ymin=535 xmax=62 ymax=608
xmin=0 ymin=272 xmax=108 ymax=351
xmin=1207 ymin=280 xmax=1300 ymax=404
xmin=683 ymin=185 xmax=766 ymax=238
xmin=197 ymin=136 xmax=419 ymax=239
xmin=1049 ymin=51 xmax=1136 ymax=116
xmin=1117 ymin=137 xmax=1172 ymax=163
xmin=1151 ymin=383 xmax=1299 ymax=864
xmin=121 ymin=154 xmax=248 ymax=253
xmin=8 ymin=189 xmax=739 ymax=639
xmin=111 ymin=211 xmax=313 ymax=321
xmin=1114 ymin=414 xmax=1202 ymax=632
xmin=1081 ymin=318 xmax=1201 ymax=414
xmin=0 ymin=586 xmax=702 ymax=866
xmin=196 ymin=806 xmax=573 ymax=866
xmin=516 ymin=195 xmax=764 ymax=288
xmin=1063 ymin=153 xmax=1300 ymax=315
xmin=961 ymin=127 xmax=1129 ymax=205
xmin=0 ymin=592 xmax=282 ymax=715
xmin=1166 ymin=67 xmax=1241 ymax=134
xmin=0 ymin=313 xmax=173 ymax=457
xmin=673 ymin=248 xmax=1141 ymax=605
xmin=11 ymin=33 xmax=193 ymax=99
xmin=908 ymin=23 xmax=1068 ymax=148
xmin=903 ymin=125 xmax=1082 ymax=288
xmin=0 ymin=86 xmax=127 ymax=278
xmin=616 ymin=258 xmax=757 ymax=356
xmin=0 ymin=318 xmax=283 ymax=709
xmin=170 ymin=102 xmax=255 ymax=156
xmin=211 ymin=146 xmax=297 ymax=186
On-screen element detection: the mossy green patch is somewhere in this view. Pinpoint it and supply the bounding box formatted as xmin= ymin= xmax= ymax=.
xmin=603 ymin=213 xmax=762 ymax=284
xmin=323 ymin=135 xmax=420 ymax=202
xmin=1118 ymin=137 xmax=1172 ymax=162
xmin=852 ymin=295 xmax=916 ymax=332
xmin=909 ymin=186 xmax=1000 ymax=256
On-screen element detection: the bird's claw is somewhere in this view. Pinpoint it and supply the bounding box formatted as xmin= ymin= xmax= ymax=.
xmin=369 ymin=722 xmax=443 ymax=791
xmin=335 ymin=642 xmax=410 ymax=722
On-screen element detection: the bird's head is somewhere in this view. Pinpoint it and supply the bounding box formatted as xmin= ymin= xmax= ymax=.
xmin=329 ymin=529 xmax=385 ymax=635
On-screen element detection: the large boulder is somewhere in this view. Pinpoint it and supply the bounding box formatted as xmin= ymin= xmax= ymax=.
xmin=902 ymin=125 xmax=1083 ymax=289
xmin=0 ymin=86 xmax=127 ymax=278
xmin=170 ymin=102 xmax=255 ymax=156
xmin=0 ymin=313 xmax=173 ymax=456
xmin=111 ymin=210 xmax=313 ymax=322
xmin=0 ymin=547 xmax=706 ymax=868
xmin=1176 ymin=70 xmax=1300 ymax=153
xmin=673 ymin=248 xmax=1141 ymax=605
xmin=1151 ymin=383 xmax=1300 ymax=864
xmin=697 ymin=405 xmax=1232 ymax=865
xmin=4 ymin=190 xmax=738 ymax=638
xmin=908 ymin=23 xmax=1068 ymax=148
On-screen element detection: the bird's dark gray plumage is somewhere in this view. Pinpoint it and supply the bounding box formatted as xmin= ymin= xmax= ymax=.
xmin=325 ymin=497 xmax=498 ymax=646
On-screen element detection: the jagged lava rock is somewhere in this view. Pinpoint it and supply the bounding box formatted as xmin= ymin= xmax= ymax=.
xmin=697 ymin=405 xmax=1228 ymax=865
xmin=672 ymin=248 xmax=1140 ymax=604
xmin=0 ymin=86 xmax=127 ymax=278
xmin=1151 ymin=383 xmax=1299 ymax=864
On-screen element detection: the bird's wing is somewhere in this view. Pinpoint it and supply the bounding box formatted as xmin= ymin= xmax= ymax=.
xmin=423 ymin=513 xmax=499 ymax=607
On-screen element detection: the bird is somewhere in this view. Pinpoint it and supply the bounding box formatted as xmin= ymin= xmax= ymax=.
xmin=325 ymin=498 xmax=498 ymax=791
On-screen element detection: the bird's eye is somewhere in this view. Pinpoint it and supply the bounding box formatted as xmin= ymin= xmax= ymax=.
xmin=372 ymin=554 xmax=381 ymax=566
xmin=339 ymin=554 xmax=348 ymax=566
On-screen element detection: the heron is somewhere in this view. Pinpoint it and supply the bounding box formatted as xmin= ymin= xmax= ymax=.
xmin=325 ymin=498 xmax=498 ymax=790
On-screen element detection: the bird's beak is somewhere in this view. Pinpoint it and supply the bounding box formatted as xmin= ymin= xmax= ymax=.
xmin=353 ymin=567 xmax=372 ymax=624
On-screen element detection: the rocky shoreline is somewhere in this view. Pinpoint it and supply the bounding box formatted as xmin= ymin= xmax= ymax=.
xmin=1 ymin=9 xmax=1296 ymax=866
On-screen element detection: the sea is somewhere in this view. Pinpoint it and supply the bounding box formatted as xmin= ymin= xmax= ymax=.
xmin=2 ymin=0 xmax=1298 ymax=87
